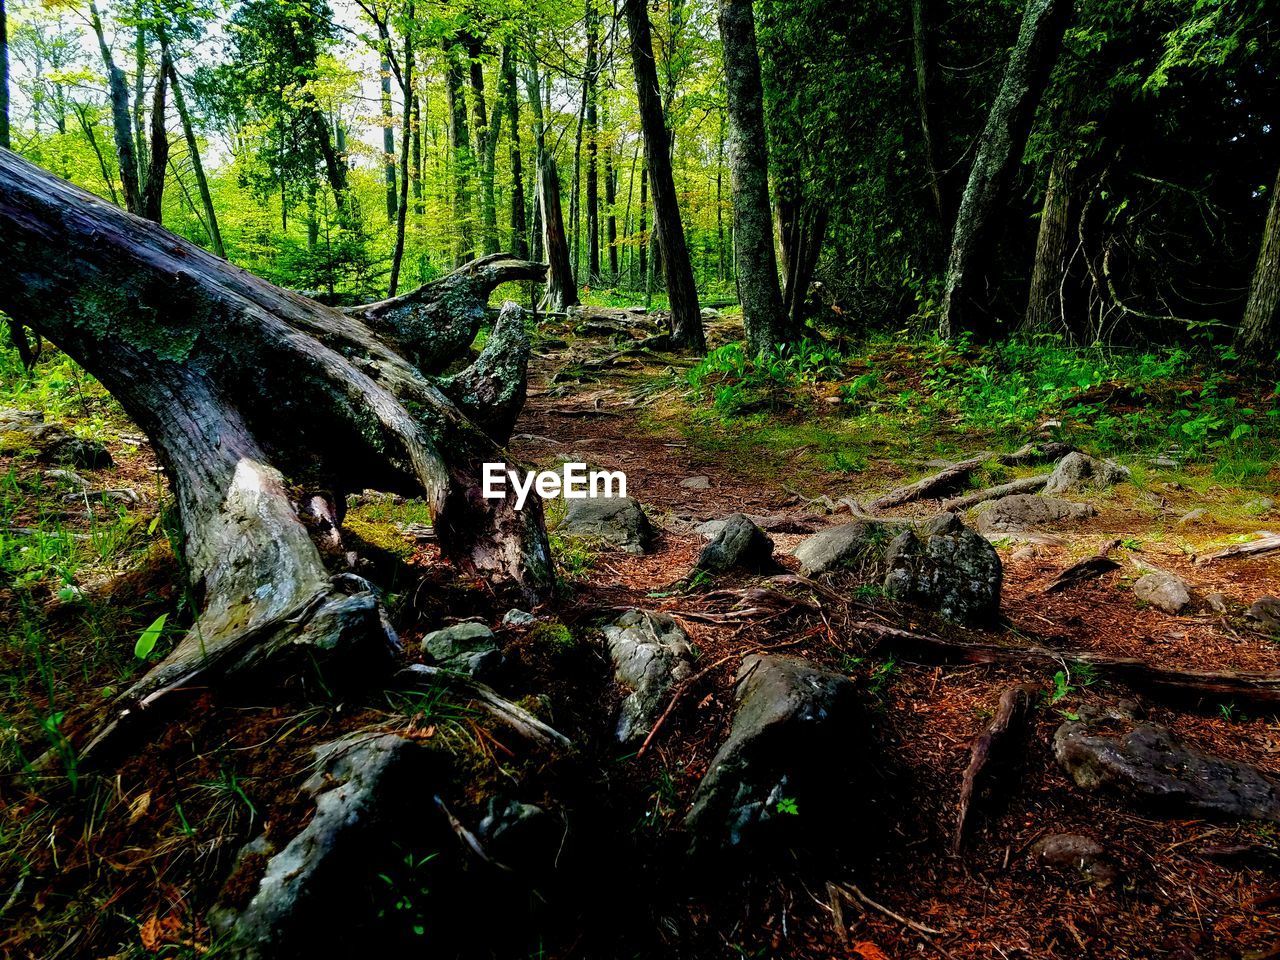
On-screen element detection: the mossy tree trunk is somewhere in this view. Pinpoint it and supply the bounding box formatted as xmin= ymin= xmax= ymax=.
xmin=1237 ymin=164 xmax=1280 ymax=361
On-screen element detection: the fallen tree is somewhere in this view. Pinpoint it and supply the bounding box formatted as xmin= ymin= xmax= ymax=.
xmin=0 ymin=148 xmax=553 ymax=763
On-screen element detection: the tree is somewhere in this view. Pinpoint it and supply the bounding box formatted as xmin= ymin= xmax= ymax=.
xmin=622 ymin=0 xmax=704 ymax=352
xmin=0 ymin=0 xmax=8 ymax=151
xmin=501 ymin=44 xmax=527 ymax=258
xmin=1023 ymin=152 xmax=1071 ymax=334
xmin=539 ymin=153 xmax=577 ymax=311
xmin=939 ymin=0 xmax=1073 ymax=337
xmin=717 ymin=0 xmax=787 ymax=353
xmin=1237 ymin=165 xmax=1280 ymax=361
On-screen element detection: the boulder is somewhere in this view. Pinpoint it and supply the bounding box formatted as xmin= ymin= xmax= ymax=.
xmin=211 ymin=734 xmax=436 ymax=958
xmin=1028 ymin=833 xmax=1119 ymax=886
xmin=501 ymin=608 xmax=536 ymax=628
xmin=0 ymin=407 xmax=113 ymax=469
xmin=685 ymin=655 xmax=865 ymax=856
xmin=791 ymin=520 xmax=903 ymax=577
xmin=680 ymin=475 xmax=711 ymax=490
xmin=1132 ymin=570 xmax=1192 ymax=615
xmin=1043 ymin=452 xmax=1130 ymax=496
xmin=603 ymin=609 xmax=696 ymax=743
xmin=1247 ymin=596 xmax=1280 ymax=632
xmin=976 ymin=494 xmax=1096 ymax=535
xmin=1054 ymin=721 xmax=1280 ymax=822
xmin=690 ymin=513 xmax=775 ymax=578
xmin=420 ymin=622 xmax=502 ymax=679
xmin=556 ymin=496 xmax=656 ymax=554
xmin=883 ymin=513 xmax=1001 ymax=623
xmin=1177 ymin=508 xmax=1208 ymax=525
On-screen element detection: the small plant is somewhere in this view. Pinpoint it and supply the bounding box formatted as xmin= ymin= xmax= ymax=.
xmin=1048 ymin=670 xmax=1072 ymax=705
xmin=868 ymin=656 xmax=899 ymax=696
xmin=775 ymin=796 xmax=799 ymax=816
xmin=376 ymin=846 xmax=437 ymax=939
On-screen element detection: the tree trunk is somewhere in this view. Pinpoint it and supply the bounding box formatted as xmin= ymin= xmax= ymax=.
xmin=166 ymin=57 xmax=225 ymax=258
xmin=381 ymin=51 xmax=397 ymax=222
xmin=605 ymin=139 xmax=618 ymax=282
xmin=939 ymin=0 xmax=1073 ymax=338
xmin=0 ymin=0 xmax=8 ymax=151
xmin=775 ymin=185 xmax=827 ymax=331
xmin=388 ymin=14 xmax=414 ymax=297
xmin=0 ymin=148 xmax=551 ymax=763
xmin=717 ymin=0 xmax=787 ymax=353
xmin=623 ymin=0 xmax=704 ymax=352
xmin=1023 ymin=153 xmax=1071 ymax=334
xmin=445 ymin=44 xmax=475 ymax=266
xmin=501 ymin=45 xmax=527 ymax=258
xmin=639 ymin=160 xmax=648 ymax=289
xmin=523 ymin=44 xmax=546 ymax=263
xmin=139 ymin=50 xmax=169 ymax=224
xmin=412 ymin=94 xmax=423 ymax=215
xmin=469 ymin=38 xmax=500 ymax=256
xmin=911 ymin=0 xmax=946 ymax=229
xmin=585 ymin=0 xmax=601 ymax=284
xmin=89 ymin=0 xmax=142 ymax=215
xmin=1237 ymin=164 xmax=1280 ymax=361
xmin=539 ymin=154 xmax=578 ymax=311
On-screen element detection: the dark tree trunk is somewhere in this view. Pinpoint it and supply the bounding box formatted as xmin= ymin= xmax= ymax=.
xmin=604 ymin=140 xmax=618 ymax=281
xmin=939 ymin=0 xmax=1073 ymax=338
xmin=139 ymin=51 xmax=169 ymax=224
xmin=1023 ymin=153 xmax=1072 ymax=334
xmin=715 ymin=111 xmax=725 ymax=282
xmin=89 ymin=0 xmax=142 ymax=215
xmin=911 ymin=0 xmax=946 ymax=229
xmin=412 ymin=94 xmax=423 ymax=215
xmin=0 ymin=0 xmax=8 ymax=151
xmin=717 ymin=0 xmax=787 ymax=353
xmin=623 ymin=0 xmax=704 ymax=351
xmin=523 ymin=45 xmax=546 ymax=263
xmin=775 ymin=185 xmax=826 ymax=331
xmin=446 ymin=44 xmax=475 ymax=266
xmin=381 ymin=51 xmax=397 ymax=222
xmin=469 ymin=38 xmax=501 ymax=256
xmin=166 ymin=57 xmax=225 ymax=258
xmin=584 ymin=0 xmax=600 ymax=283
xmin=501 ymin=45 xmax=527 ymax=258
xmin=639 ymin=160 xmax=648 ymax=288
xmin=0 ymin=148 xmax=551 ymax=763
xmin=539 ymin=154 xmax=578 ymax=311
xmin=388 ymin=14 xmax=414 ymax=297
xmin=1238 ymin=163 xmax=1280 ymax=360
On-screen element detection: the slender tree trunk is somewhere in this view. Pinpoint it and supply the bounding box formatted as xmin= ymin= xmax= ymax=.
xmin=623 ymin=0 xmax=703 ymax=351
xmin=911 ymin=0 xmax=946 ymax=228
xmin=388 ymin=13 xmax=414 ymax=297
xmin=469 ymin=38 xmax=500 ymax=256
xmin=717 ymin=0 xmax=787 ymax=353
xmin=604 ymin=139 xmax=618 ymax=282
xmin=412 ymin=94 xmax=423 ymax=215
xmin=569 ymin=92 xmax=585 ymax=278
xmin=585 ymin=0 xmax=600 ymax=284
xmin=0 ymin=0 xmax=8 ymax=151
xmin=939 ymin=0 xmax=1073 ymax=337
xmin=1237 ymin=164 xmax=1280 ymax=361
xmin=639 ymin=159 xmax=648 ymax=289
xmin=166 ymin=56 xmax=225 ymax=258
xmin=74 ymin=102 xmax=120 ymax=205
xmin=539 ymin=154 xmax=578 ymax=311
xmin=775 ymin=186 xmax=827 ymax=330
xmin=381 ymin=51 xmax=397 ymax=222
xmin=139 ymin=51 xmax=169 ymax=224
xmin=623 ymin=142 xmax=638 ymax=287
xmin=715 ymin=110 xmax=725 ymax=282
xmin=501 ymin=45 xmax=527 ymax=258
xmin=446 ymin=43 xmax=475 ymax=266
xmin=1023 ymin=153 xmax=1071 ymax=334
xmin=89 ymin=0 xmax=142 ymax=214
xmin=523 ymin=44 xmax=546 ymax=263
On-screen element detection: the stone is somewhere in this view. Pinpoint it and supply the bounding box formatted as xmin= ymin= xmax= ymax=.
xmin=1205 ymin=592 xmax=1230 ymax=614
xmin=476 ymin=798 xmax=564 ymax=872
xmin=1029 ymin=834 xmax=1118 ymax=886
xmin=1054 ymin=721 xmax=1280 ymax=822
xmin=502 ymin=608 xmax=536 ymax=627
xmin=44 ymin=468 xmax=87 ymax=489
xmin=420 ymin=622 xmax=502 ymax=680
xmin=1244 ymin=497 xmax=1276 ymax=515
xmin=1132 ymin=570 xmax=1192 ymax=615
xmin=690 ymin=513 xmax=775 ymax=578
xmin=211 ymin=734 xmax=435 ymax=958
xmin=0 ymin=408 xmax=113 ymax=469
xmin=1178 ymin=508 xmax=1208 ymax=525
xmin=883 ymin=513 xmax=1001 ymax=623
xmin=1247 ymin=596 xmax=1280 ymax=632
xmin=791 ymin=520 xmax=902 ymax=577
xmin=1043 ymin=452 xmax=1130 ymax=496
xmin=603 ymin=609 xmax=696 ymax=743
xmin=685 ymin=655 xmax=864 ymax=856
xmin=976 ymin=494 xmax=1096 ymax=535
xmin=1011 ymin=545 xmax=1039 ymax=563
xmin=556 ymin=496 xmax=656 ymax=554
xmin=680 ymin=475 xmax=711 ymax=490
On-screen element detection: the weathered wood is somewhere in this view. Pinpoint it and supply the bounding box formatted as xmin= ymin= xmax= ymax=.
xmin=868 ymin=455 xmax=989 ymax=512
xmin=1237 ymin=163 xmax=1280 ymax=358
xmin=1042 ymin=554 xmax=1120 ymax=594
xmin=942 ymin=474 xmax=1049 ymax=512
xmin=538 ymin=154 xmax=578 ymax=311
xmin=1196 ymin=534 xmax=1280 ymax=564
xmin=952 ymin=682 xmax=1038 ymax=855
xmin=397 ymin=665 xmax=571 ymax=750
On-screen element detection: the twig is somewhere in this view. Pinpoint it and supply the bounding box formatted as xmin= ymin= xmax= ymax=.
xmin=636 ymin=654 xmax=737 ymax=757
xmin=834 ymin=882 xmax=944 ymax=936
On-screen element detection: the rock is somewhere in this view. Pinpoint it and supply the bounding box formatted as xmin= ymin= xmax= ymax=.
xmin=976 ymin=494 xmax=1096 ymax=535
xmin=694 ymin=518 xmax=727 ymax=539
xmin=1011 ymin=545 xmax=1039 ymax=563
xmin=557 ymin=496 xmax=656 ymax=554
xmin=1054 ymin=721 xmax=1280 ymax=823
xmin=420 ymin=622 xmax=502 ymax=679
xmin=685 ymin=655 xmax=864 ymax=856
xmin=0 ymin=408 xmax=113 ymax=469
xmin=502 ymin=608 xmax=536 ymax=627
xmin=50 ymin=435 xmax=113 ymax=470
xmin=44 ymin=468 xmax=87 ymax=489
xmin=883 ymin=513 xmax=1001 ymax=623
xmin=1043 ymin=452 xmax=1130 ymax=496
xmin=476 ymin=798 xmax=564 ymax=872
xmin=1029 ymin=834 xmax=1118 ymax=886
xmin=1205 ymin=592 xmax=1230 ymax=614
xmin=1178 ymin=508 xmax=1208 ymax=525
xmin=690 ymin=513 xmax=775 ymax=578
xmin=680 ymin=475 xmax=711 ymax=490
xmin=1244 ymin=496 xmax=1275 ymax=515
xmin=603 ymin=609 xmax=696 ymax=743
xmin=1132 ymin=570 xmax=1193 ymax=615
xmin=1247 ymin=596 xmax=1280 ymax=632
xmin=211 ymin=733 xmax=436 ymax=958
xmin=791 ymin=520 xmax=901 ymax=577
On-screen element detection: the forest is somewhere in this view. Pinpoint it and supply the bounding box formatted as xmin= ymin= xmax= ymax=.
xmin=0 ymin=0 xmax=1279 ymax=956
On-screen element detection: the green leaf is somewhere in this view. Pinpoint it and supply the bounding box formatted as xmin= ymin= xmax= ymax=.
xmin=134 ymin=613 xmax=169 ymax=660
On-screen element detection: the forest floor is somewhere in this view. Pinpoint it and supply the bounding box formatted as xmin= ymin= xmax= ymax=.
xmin=2 ymin=306 xmax=1280 ymax=958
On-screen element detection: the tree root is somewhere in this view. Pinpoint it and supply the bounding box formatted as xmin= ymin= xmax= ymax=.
xmin=952 ymin=682 xmax=1039 ymax=855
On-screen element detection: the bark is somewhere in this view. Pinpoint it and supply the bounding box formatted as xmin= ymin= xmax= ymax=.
xmin=952 ymin=683 xmax=1037 ymax=855
xmin=468 ymin=38 xmax=501 ymax=256
xmin=639 ymin=160 xmax=648 ymax=288
xmin=445 ymin=44 xmax=475 ymax=266
xmin=939 ymin=0 xmax=1073 ymax=337
xmin=1023 ymin=152 xmax=1072 ymax=333
xmin=88 ymin=0 xmax=142 ymax=215
xmin=605 ymin=135 xmax=618 ymax=281
xmin=523 ymin=45 xmax=546 ymax=263
xmin=387 ymin=14 xmax=413 ymax=297
xmin=585 ymin=0 xmax=601 ymax=283
xmin=501 ymin=45 xmax=527 ymax=258
xmin=623 ymin=0 xmax=704 ymax=352
xmin=411 ymin=95 xmax=423 ymax=215
xmin=0 ymin=149 xmax=552 ymax=762
xmin=867 ymin=455 xmax=989 ymax=511
xmin=717 ymin=0 xmax=787 ymax=353
xmin=1237 ymin=164 xmax=1280 ymax=360
xmin=0 ymin=0 xmax=8 ymax=151
xmin=381 ymin=52 xmax=397 ymax=223
xmin=165 ymin=57 xmax=224 ymax=258
xmin=538 ymin=153 xmax=578 ymax=311
xmin=138 ymin=50 xmax=169 ymax=224
xmin=775 ymin=186 xmax=827 ymax=330
xmin=911 ymin=0 xmax=946 ymax=227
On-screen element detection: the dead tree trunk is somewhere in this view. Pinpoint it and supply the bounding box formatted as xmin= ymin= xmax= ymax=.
xmin=939 ymin=0 xmax=1072 ymax=337
xmin=1023 ymin=152 xmax=1072 ymax=334
xmin=0 ymin=149 xmax=551 ymax=762
xmin=1237 ymin=163 xmax=1280 ymax=361
xmin=539 ymin=153 xmax=578 ymax=311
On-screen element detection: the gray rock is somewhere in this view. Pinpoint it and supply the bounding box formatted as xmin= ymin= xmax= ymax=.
xmin=557 ymin=496 xmax=656 ymax=554
xmin=1244 ymin=497 xmax=1276 ymax=515
xmin=685 ymin=655 xmax=863 ymax=855
xmin=502 ymin=608 xmax=536 ymax=627
xmin=1178 ymin=508 xmax=1208 ymax=525
xmin=694 ymin=518 xmax=728 ymax=540
xmin=421 ymin=622 xmax=502 ymax=679
xmin=1054 ymin=721 xmax=1280 ymax=822
xmin=211 ymin=734 xmax=434 ymax=958
xmin=1029 ymin=834 xmax=1118 ymax=886
xmin=1132 ymin=570 xmax=1192 ymax=615
xmin=791 ymin=520 xmax=902 ymax=577
xmin=476 ymin=798 xmax=564 ymax=872
xmin=0 ymin=408 xmax=113 ymax=469
xmin=44 ymin=468 xmax=87 ymax=489
xmin=1043 ymin=452 xmax=1129 ymax=496
xmin=680 ymin=475 xmax=711 ymax=490
xmin=883 ymin=513 xmax=1001 ymax=623
xmin=690 ymin=513 xmax=775 ymax=578
xmin=603 ymin=609 xmax=696 ymax=743
xmin=976 ymin=494 xmax=1097 ymax=535
xmin=1205 ymin=592 xmax=1230 ymax=614
xmin=1247 ymin=596 xmax=1280 ymax=632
